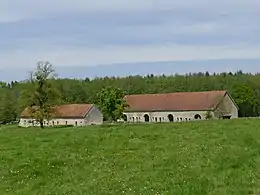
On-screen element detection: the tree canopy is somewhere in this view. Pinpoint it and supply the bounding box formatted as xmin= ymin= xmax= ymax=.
xmin=1 ymin=70 xmax=260 ymax=124
xmin=97 ymin=86 xmax=128 ymax=122
xmin=20 ymin=61 xmax=60 ymax=128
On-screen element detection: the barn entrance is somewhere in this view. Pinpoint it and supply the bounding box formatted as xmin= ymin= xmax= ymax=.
xmin=194 ymin=114 xmax=202 ymax=120
xmin=144 ymin=114 xmax=150 ymax=122
xmin=123 ymin=114 xmax=127 ymax=122
xmin=168 ymin=114 xmax=174 ymax=122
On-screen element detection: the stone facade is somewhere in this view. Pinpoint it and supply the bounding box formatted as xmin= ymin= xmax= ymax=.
xmin=123 ymin=92 xmax=238 ymax=123
xmin=124 ymin=110 xmax=211 ymax=123
xmin=213 ymin=92 xmax=238 ymax=119
xmin=19 ymin=105 xmax=103 ymax=127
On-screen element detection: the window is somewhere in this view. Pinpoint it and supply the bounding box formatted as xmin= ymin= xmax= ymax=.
xmin=52 ymin=121 xmax=54 ymax=126
xmin=180 ymin=118 xmax=183 ymax=121
xmin=159 ymin=117 xmax=162 ymax=122
xmin=155 ymin=117 xmax=158 ymax=122
xmin=136 ymin=117 xmax=138 ymax=121
xmin=57 ymin=121 xmax=59 ymax=125
xmin=177 ymin=118 xmax=179 ymax=121
xmin=65 ymin=121 xmax=68 ymax=125
xmin=75 ymin=121 xmax=78 ymax=126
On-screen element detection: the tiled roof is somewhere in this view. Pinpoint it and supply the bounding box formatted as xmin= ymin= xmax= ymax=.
xmin=124 ymin=90 xmax=227 ymax=112
xmin=20 ymin=104 xmax=94 ymax=118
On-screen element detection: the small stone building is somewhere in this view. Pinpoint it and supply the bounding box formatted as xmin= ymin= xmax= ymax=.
xmin=19 ymin=104 xmax=103 ymax=127
xmin=123 ymin=90 xmax=238 ymax=123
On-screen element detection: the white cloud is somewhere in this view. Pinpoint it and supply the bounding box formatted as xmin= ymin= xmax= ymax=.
xmin=1 ymin=0 xmax=260 ymax=71
xmin=1 ymin=0 xmax=260 ymax=22
xmin=1 ymin=44 xmax=260 ymax=69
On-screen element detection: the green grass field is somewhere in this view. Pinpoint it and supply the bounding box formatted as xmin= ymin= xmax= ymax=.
xmin=1 ymin=119 xmax=260 ymax=194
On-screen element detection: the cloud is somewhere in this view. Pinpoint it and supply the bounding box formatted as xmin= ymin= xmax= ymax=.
xmin=0 ymin=0 xmax=260 ymax=72
xmin=1 ymin=0 xmax=260 ymax=22
xmin=1 ymin=44 xmax=260 ymax=69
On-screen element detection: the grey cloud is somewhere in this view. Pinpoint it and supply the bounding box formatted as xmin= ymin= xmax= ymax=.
xmin=1 ymin=0 xmax=260 ymax=22
xmin=1 ymin=7 xmax=260 ymax=50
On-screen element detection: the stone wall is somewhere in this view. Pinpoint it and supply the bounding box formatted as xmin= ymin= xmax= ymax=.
xmin=213 ymin=93 xmax=238 ymax=119
xmin=123 ymin=110 xmax=211 ymax=123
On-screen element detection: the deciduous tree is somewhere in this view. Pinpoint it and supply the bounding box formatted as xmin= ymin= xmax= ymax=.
xmin=98 ymin=86 xmax=128 ymax=122
xmin=22 ymin=61 xmax=60 ymax=128
xmin=0 ymin=89 xmax=17 ymax=124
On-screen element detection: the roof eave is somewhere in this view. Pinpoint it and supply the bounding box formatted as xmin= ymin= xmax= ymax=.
xmin=124 ymin=109 xmax=214 ymax=112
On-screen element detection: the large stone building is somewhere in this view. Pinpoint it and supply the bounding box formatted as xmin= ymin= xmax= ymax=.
xmin=123 ymin=90 xmax=238 ymax=123
xmin=19 ymin=104 xmax=103 ymax=127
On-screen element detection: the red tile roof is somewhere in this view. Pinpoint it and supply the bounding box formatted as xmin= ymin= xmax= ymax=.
xmin=124 ymin=90 xmax=228 ymax=112
xmin=20 ymin=104 xmax=94 ymax=118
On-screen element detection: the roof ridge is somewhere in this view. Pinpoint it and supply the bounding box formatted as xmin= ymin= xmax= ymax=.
xmin=125 ymin=90 xmax=227 ymax=97
xmin=20 ymin=104 xmax=94 ymax=118
xmin=124 ymin=90 xmax=228 ymax=112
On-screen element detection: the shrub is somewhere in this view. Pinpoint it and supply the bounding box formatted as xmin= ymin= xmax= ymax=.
xmin=205 ymin=111 xmax=213 ymax=119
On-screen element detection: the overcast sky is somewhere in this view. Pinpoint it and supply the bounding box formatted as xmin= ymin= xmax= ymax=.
xmin=1 ymin=1 xmax=260 ymax=80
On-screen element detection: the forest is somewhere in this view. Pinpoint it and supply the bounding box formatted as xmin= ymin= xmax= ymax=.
xmin=0 ymin=68 xmax=259 ymax=124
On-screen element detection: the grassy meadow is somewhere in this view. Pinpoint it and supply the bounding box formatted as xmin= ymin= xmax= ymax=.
xmin=1 ymin=119 xmax=260 ymax=194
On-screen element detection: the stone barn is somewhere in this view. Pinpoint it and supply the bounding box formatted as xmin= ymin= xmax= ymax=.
xmin=19 ymin=104 xmax=103 ymax=127
xmin=123 ymin=90 xmax=238 ymax=123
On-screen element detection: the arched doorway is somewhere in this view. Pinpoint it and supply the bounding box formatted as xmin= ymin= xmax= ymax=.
xmin=123 ymin=114 xmax=127 ymax=122
xmin=144 ymin=114 xmax=150 ymax=122
xmin=168 ymin=114 xmax=174 ymax=122
xmin=194 ymin=114 xmax=202 ymax=120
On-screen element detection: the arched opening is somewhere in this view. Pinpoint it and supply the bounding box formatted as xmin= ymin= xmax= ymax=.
xmin=123 ymin=114 xmax=127 ymax=122
xmin=194 ymin=114 xmax=202 ymax=120
xmin=168 ymin=114 xmax=174 ymax=122
xmin=144 ymin=114 xmax=150 ymax=122
xmin=222 ymin=114 xmax=232 ymax=119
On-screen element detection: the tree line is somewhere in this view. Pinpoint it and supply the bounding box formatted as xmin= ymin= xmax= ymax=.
xmin=0 ymin=62 xmax=259 ymax=125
